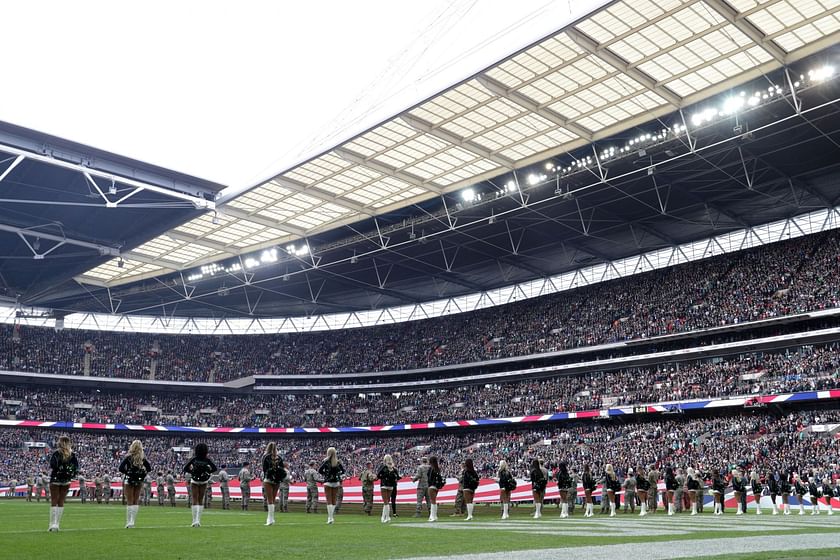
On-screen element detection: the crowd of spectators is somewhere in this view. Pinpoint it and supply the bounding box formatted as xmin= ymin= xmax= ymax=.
xmin=0 ymin=230 xmax=838 ymax=383
xmin=1 ymin=409 xmax=837 ymax=487
xmin=1 ymin=342 xmax=837 ymax=428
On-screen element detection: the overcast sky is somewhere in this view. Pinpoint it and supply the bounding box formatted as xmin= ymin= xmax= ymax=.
xmin=0 ymin=0 xmax=606 ymax=196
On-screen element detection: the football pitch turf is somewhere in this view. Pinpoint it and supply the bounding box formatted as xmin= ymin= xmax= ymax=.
xmin=3 ymin=501 xmax=840 ymax=560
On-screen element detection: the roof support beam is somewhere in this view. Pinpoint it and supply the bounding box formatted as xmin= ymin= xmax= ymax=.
xmin=0 ymin=222 xmax=121 ymax=257
xmin=399 ymin=114 xmax=516 ymax=170
xmin=564 ymin=28 xmax=683 ymax=108
xmin=268 ymin=175 xmax=373 ymax=215
xmin=164 ymin=231 xmax=238 ymax=256
xmin=332 ymin=147 xmax=444 ymax=194
xmin=220 ymin=207 xmax=308 ymax=238
xmin=0 ymin=154 xmax=24 ymax=183
xmin=703 ymin=0 xmax=787 ymax=64
xmin=476 ymin=75 xmax=594 ymax=141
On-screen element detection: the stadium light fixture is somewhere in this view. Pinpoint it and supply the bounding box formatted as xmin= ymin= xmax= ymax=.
xmin=461 ymin=188 xmax=476 ymax=202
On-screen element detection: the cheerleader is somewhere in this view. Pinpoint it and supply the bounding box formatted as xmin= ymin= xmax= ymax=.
xmin=750 ymin=471 xmax=763 ymax=515
xmin=822 ymin=477 xmax=834 ymax=515
xmin=780 ymin=470 xmax=792 ymax=515
xmin=711 ymin=470 xmax=727 ymax=516
xmin=794 ymin=473 xmax=807 ymax=516
xmin=47 ymin=435 xmax=78 ymax=532
xmin=376 ymin=454 xmax=399 ymax=524
xmin=686 ymin=468 xmax=700 ymax=515
xmin=635 ymin=466 xmax=651 ymax=517
xmin=427 ymin=456 xmax=445 ymax=522
xmin=118 ymin=440 xmax=152 ymax=528
xmin=807 ymin=474 xmax=821 ymax=515
xmin=555 ymin=462 xmax=573 ymax=519
xmin=529 ymin=458 xmax=547 ymax=519
xmin=664 ymin=466 xmax=678 ymax=516
xmin=497 ymin=460 xmax=516 ymax=520
xmin=602 ymin=464 xmax=620 ymax=517
xmin=731 ymin=469 xmax=745 ymax=515
xmin=183 ymin=443 xmax=217 ymax=527
xmin=261 ymin=442 xmax=286 ymax=526
xmin=768 ymin=471 xmax=781 ymax=515
xmin=318 ymin=447 xmax=345 ymax=525
xmin=581 ymin=464 xmax=596 ymax=518
xmin=461 ymin=458 xmax=480 ymax=521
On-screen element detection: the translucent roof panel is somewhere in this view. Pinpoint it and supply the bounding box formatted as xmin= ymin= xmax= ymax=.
xmin=76 ymin=0 xmax=840 ymax=288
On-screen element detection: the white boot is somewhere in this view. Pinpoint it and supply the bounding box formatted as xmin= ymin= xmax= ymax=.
xmin=48 ymin=507 xmax=57 ymax=532
xmin=266 ymin=504 xmax=275 ymax=525
xmin=639 ymin=502 xmax=647 ymax=517
xmin=798 ymin=502 xmax=805 ymax=515
xmin=126 ymin=505 xmax=137 ymax=528
xmin=784 ymin=503 xmax=790 ymax=515
xmin=828 ymin=504 xmax=833 ymax=516
xmin=812 ymin=503 xmax=819 ymax=516
xmin=668 ymin=503 xmax=674 ymax=516
xmin=533 ymin=503 xmax=542 ymax=519
xmin=327 ymin=504 xmax=335 ymax=524
xmin=55 ymin=507 xmax=64 ymax=530
xmin=690 ymin=502 xmax=697 ymax=516
xmin=609 ymin=500 xmax=616 ymax=517
xmin=756 ymin=503 xmax=762 ymax=515
xmin=560 ymin=502 xmax=568 ymax=518
xmin=196 ymin=505 xmax=203 ymax=526
xmin=465 ymin=503 xmax=474 ymax=520
xmin=736 ymin=503 xmax=743 ymax=516
xmin=428 ymin=504 xmax=437 ymax=522
xmin=714 ymin=502 xmax=721 ymax=516
xmin=381 ymin=504 xmax=389 ymax=523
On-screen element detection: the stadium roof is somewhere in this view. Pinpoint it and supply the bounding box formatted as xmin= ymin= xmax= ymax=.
xmin=2 ymin=0 xmax=840 ymax=320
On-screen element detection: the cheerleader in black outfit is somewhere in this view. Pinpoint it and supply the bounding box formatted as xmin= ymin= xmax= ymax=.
xmin=119 ymin=440 xmax=152 ymax=528
xmin=462 ymin=458 xmax=480 ymax=521
xmin=376 ymin=454 xmax=399 ymax=524
xmin=581 ymin=464 xmax=596 ymax=518
xmin=529 ymin=458 xmax=547 ymax=519
xmin=749 ymin=471 xmax=763 ymax=515
xmin=556 ymin=462 xmax=573 ymax=519
xmin=635 ymin=466 xmax=651 ymax=517
xmin=602 ymin=464 xmax=620 ymax=517
xmin=768 ymin=471 xmax=781 ymax=515
xmin=47 ymin=435 xmax=78 ymax=532
xmin=427 ymin=456 xmax=445 ymax=522
xmin=664 ymin=466 xmax=678 ymax=516
xmin=808 ymin=474 xmax=822 ymax=515
xmin=822 ymin=477 xmax=835 ymax=515
xmin=794 ymin=473 xmax=807 ymax=516
xmin=183 ymin=442 xmax=217 ymax=527
xmin=497 ymin=460 xmax=516 ymax=520
xmin=318 ymin=447 xmax=345 ymax=525
xmin=686 ymin=468 xmax=700 ymax=516
xmin=261 ymin=442 xmax=286 ymax=526
xmin=780 ymin=470 xmax=792 ymax=515
xmin=731 ymin=469 xmax=746 ymax=516
xmin=711 ymin=470 xmax=727 ymax=516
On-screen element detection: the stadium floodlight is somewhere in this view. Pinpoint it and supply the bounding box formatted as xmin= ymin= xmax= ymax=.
xmin=260 ymin=248 xmax=278 ymax=263
xmin=809 ymin=65 xmax=835 ymax=82
xmin=544 ymin=162 xmax=554 ymax=171
xmin=721 ymin=96 xmax=745 ymax=115
xmin=505 ymin=180 xmax=517 ymax=193
xmin=527 ymin=174 xmax=539 ymax=186
xmin=461 ymin=188 xmax=476 ymax=202
xmin=244 ymin=257 xmax=260 ymax=269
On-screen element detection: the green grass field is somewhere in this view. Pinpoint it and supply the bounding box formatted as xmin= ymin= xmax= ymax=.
xmin=3 ymin=500 xmax=840 ymax=560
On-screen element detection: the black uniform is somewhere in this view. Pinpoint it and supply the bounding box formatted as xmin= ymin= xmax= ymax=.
xmin=768 ymin=475 xmax=781 ymax=498
xmin=530 ymin=467 xmax=547 ymax=493
xmin=556 ymin=470 xmax=574 ymax=490
xmin=808 ymin=481 xmax=821 ymax=500
xmin=318 ymin=461 xmax=346 ymax=484
xmin=428 ymin=467 xmax=445 ymax=490
xmin=712 ymin=477 xmax=727 ymax=495
xmin=261 ymin=455 xmax=286 ymax=485
xmin=119 ymin=457 xmax=152 ymax=487
xmin=463 ymin=469 xmax=480 ymax=492
xmin=732 ymin=476 xmax=746 ymax=494
xmin=665 ymin=472 xmax=678 ymax=492
xmin=499 ymin=470 xmax=517 ymax=492
xmin=183 ymin=457 xmax=217 ymax=483
xmin=582 ymin=472 xmax=597 ymax=493
xmin=794 ymin=479 xmax=808 ymax=497
xmin=751 ymin=478 xmax=763 ymax=495
xmin=636 ymin=474 xmax=651 ymax=492
xmin=687 ymin=476 xmax=700 ymax=491
xmin=377 ymin=465 xmax=400 ymax=489
xmin=49 ymin=452 xmax=79 ymax=485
